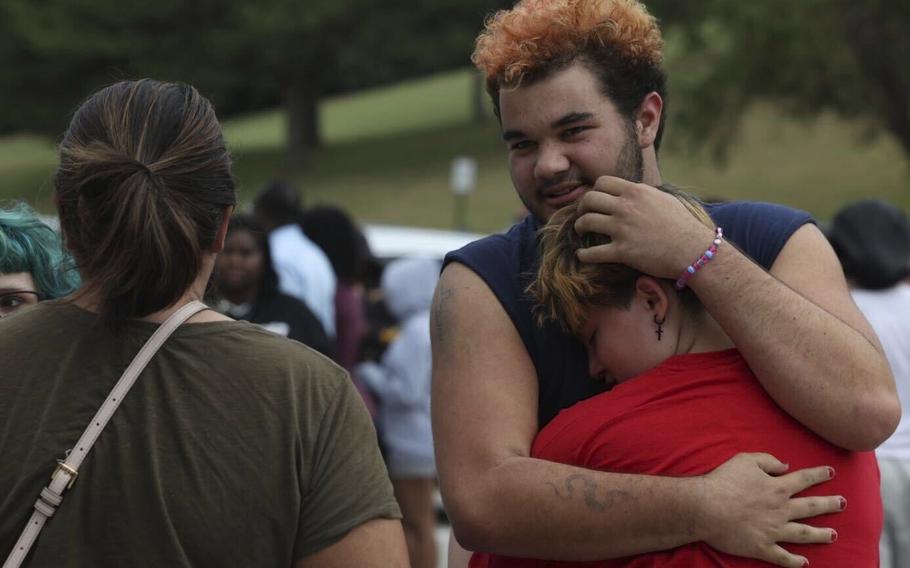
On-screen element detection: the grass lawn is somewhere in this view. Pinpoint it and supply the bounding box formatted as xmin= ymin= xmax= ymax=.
xmin=1 ymin=67 xmax=907 ymax=233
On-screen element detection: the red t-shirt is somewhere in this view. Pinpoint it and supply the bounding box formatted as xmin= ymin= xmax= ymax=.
xmin=471 ymin=349 xmax=881 ymax=567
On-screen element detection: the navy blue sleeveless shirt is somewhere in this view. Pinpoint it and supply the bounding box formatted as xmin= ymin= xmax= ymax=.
xmin=444 ymin=200 xmax=814 ymax=428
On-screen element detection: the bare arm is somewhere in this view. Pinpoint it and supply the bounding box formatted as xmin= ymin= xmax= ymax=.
xmin=695 ymin=224 xmax=898 ymax=450
xmin=432 ymin=262 xmax=839 ymax=567
xmin=294 ymin=519 xmax=408 ymax=568
xmin=575 ymin=178 xmax=900 ymax=450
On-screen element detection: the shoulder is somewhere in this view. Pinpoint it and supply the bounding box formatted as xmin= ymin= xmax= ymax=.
xmin=0 ymin=301 xmax=64 ymax=346
xmin=707 ymin=200 xmax=812 ymax=226
xmin=445 ymin=215 xmax=538 ymax=270
xmin=705 ymin=201 xmax=815 ymax=270
xmin=181 ymin=319 xmax=347 ymax=397
xmin=443 ymin=216 xmax=539 ymax=313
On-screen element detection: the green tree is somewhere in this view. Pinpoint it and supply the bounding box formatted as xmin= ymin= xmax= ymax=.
xmin=647 ymin=0 xmax=910 ymax=162
xmin=0 ymin=0 xmax=237 ymax=133
xmin=0 ymin=0 xmax=507 ymax=164
xmin=214 ymin=0 xmax=503 ymax=163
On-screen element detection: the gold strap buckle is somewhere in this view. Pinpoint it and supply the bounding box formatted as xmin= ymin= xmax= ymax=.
xmin=52 ymin=460 xmax=79 ymax=490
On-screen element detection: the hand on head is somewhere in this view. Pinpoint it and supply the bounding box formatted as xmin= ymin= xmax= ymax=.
xmin=574 ymin=177 xmax=716 ymax=278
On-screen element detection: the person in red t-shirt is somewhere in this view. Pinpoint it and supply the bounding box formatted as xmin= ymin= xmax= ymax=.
xmin=471 ymin=191 xmax=881 ymax=568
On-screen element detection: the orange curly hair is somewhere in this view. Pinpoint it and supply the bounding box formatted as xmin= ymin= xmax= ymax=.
xmin=473 ymin=0 xmax=663 ymax=88
xmin=472 ymin=0 xmax=669 ymax=149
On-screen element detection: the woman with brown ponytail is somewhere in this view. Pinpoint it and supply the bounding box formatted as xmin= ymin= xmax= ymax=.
xmin=0 ymin=79 xmax=407 ymax=567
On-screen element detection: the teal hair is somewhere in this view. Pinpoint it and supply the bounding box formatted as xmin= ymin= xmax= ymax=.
xmin=0 ymin=202 xmax=80 ymax=299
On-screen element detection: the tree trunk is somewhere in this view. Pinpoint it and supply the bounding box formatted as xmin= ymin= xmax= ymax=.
xmin=285 ymin=81 xmax=322 ymax=167
xmin=840 ymin=1 xmax=910 ymax=159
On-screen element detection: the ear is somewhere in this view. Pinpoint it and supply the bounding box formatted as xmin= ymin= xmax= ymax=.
xmin=634 ymin=275 xmax=669 ymax=322
xmin=211 ymin=205 xmax=235 ymax=253
xmin=635 ymin=92 xmax=663 ymax=148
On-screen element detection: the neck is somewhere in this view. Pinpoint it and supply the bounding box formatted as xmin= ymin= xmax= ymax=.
xmin=74 ymin=253 xmax=231 ymax=324
xmin=641 ymin=147 xmax=662 ymax=187
xmin=675 ymin=310 xmax=734 ymax=355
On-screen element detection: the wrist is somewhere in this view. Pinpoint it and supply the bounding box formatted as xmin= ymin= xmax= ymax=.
xmin=676 ymin=227 xmax=724 ymax=290
xmin=679 ymin=474 xmax=712 ymax=543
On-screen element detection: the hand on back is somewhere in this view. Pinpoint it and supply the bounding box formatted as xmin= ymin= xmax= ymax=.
xmin=698 ymin=452 xmax=842 ymax=568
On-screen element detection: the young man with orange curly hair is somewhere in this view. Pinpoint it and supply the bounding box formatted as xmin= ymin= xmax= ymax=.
xmin=431 ymin=1 xmax=898 ymax=567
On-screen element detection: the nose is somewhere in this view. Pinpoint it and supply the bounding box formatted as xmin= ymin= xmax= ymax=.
xmin=533 ymin=141 xmax=570 ymax=181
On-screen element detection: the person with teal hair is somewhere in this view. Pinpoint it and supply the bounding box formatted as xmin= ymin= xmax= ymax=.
xmin=0 ymin=201 xmax=80 ymax=317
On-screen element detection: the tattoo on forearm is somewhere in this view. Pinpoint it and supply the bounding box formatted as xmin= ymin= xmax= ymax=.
xmin=546 ymin=475 xmax=634 ymax=513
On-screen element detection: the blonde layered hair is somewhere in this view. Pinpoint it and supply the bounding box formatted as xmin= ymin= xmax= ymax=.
xmin=530 ymin=188 xmax=713 ymax=334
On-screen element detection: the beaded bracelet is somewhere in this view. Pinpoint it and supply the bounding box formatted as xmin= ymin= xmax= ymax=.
xmin=675 ymin=227 xmax=724 ymax=290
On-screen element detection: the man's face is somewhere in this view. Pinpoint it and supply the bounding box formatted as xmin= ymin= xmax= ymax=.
xmin=499 ymin=62 xmax=643 ymax=222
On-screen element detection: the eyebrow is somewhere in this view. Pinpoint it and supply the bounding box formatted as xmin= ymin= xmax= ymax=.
xmin=502 ymin=111 xmax=594 ymax=142
xmin=552 ymin=112 xmax=593 ymax=129
xmin=502 ymin=129 xmax=525 ymax=142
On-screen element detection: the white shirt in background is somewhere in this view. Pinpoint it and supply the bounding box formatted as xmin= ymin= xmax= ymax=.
xmin=852 ymin=283 xmax=910 ymax=461
xmin=268 ymin=224 xmax=337 ymax=337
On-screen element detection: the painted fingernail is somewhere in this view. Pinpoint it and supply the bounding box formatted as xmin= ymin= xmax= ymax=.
xmin=826 ymin=466 xmax=835 ymax=479
xmin=838 ymin=497 xmax=847 ymax=510
xmin=830 ymin=530 xmax=838 ymax=542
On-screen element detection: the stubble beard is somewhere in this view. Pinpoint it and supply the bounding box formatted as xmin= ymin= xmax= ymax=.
xmin=520 ymin=123 xmax=644 ymax=222
xmin=616 ymin=121 xmax=644 ymax=184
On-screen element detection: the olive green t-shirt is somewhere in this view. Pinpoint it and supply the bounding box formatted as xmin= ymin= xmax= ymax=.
xmin=0 ymin=302 xmax=400 ymax=567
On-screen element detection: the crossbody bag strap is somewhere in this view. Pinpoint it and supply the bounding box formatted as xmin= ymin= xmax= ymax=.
xmin=3 ymin=301 xmax=208 ymax=568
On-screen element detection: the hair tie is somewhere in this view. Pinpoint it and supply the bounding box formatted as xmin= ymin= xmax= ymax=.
xmin=131 ymin=160 xmax=154 ymax=178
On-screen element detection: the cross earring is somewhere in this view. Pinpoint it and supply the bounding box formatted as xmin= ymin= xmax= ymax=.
xmin=654 ymin=314 xmax=666 ymax=341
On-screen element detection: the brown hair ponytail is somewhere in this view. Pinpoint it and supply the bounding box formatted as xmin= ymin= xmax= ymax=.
xmin=55 ymin=79 xmax=235 ymax=330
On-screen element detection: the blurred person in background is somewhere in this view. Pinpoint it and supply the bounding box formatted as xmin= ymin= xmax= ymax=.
xmin=0 ymin=79 xmax=407 ymax=567
xmin=0 ymin=201 xmax=80 ymax=318
xmin=212 ymin=215 xmax=334 ymax=358
xmin=433 ymin=1 xmax=898 ymax=566
xmin=827 ymin=199 xmax=910 ymax=568
xmin=300 ymin=206 xmax=377 ymax=417
xmin=253 ymin=181 xmax=336 ymax=337
xmin=357 ymin=257 xmax=439 ymax=568
xmin=360 ymin=254 xmax=401 ymax=364
xmin=300 ymin=206 xmax=370 ymax=372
